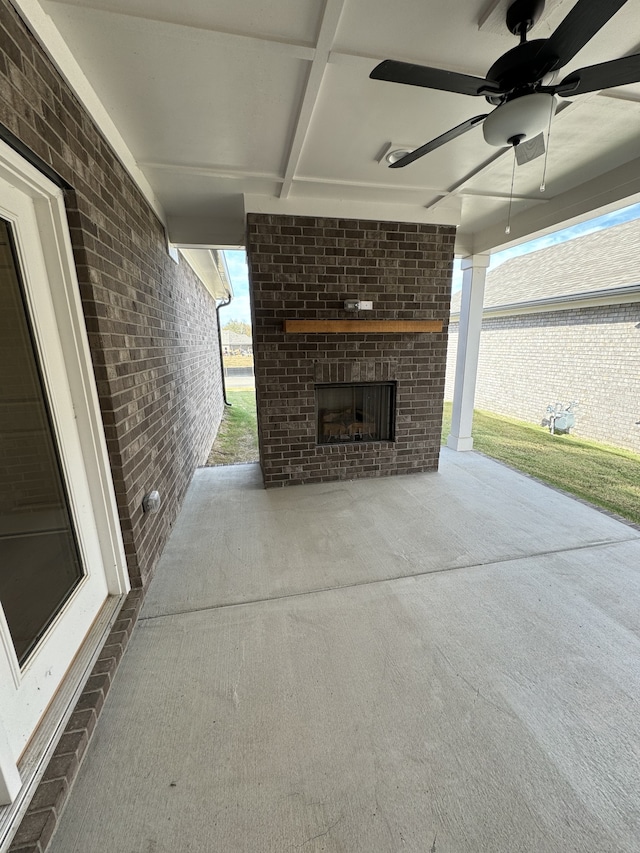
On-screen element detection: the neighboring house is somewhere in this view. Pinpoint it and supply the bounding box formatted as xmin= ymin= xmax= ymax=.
xmin=445 ymin=218 xmax=640 ymax=453
xmin=221 ymin=330 xmax=253 ymax=354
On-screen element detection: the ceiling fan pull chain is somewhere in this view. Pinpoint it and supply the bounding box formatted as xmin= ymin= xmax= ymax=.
xmin=505 ymin=144 xmax=518 ymax=235
xmin=540 ymin=96 xmax=555 ymax=192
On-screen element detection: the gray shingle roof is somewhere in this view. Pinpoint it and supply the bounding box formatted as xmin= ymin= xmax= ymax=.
xmin=221 ymin=330 xmax=252 ymax=345
xmin=451 ymin=217 xmax=640 ymax=313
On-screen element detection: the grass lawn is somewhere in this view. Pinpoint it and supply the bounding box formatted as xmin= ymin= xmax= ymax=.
xmin=441 ymin=402 xmax=640 ymax=525
xmin=223 ymin=354 xmax=254 ymax=368
xmin=206 ymin=387 xmax=258 ymax=465
xmin=204 ymin=392 xmax=640 ymax=524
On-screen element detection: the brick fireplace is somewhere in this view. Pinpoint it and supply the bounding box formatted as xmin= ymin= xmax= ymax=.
xmin=247 ymin=214 xmax=455 ymax=487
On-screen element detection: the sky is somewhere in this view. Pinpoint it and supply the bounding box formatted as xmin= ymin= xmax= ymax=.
xmin=450 ymin=201 xmax=640 ymax=294
xmin=223 ymin=201 xmax=640 ymax=322
xmin=221 ymin=250 xmax=252 ymax=325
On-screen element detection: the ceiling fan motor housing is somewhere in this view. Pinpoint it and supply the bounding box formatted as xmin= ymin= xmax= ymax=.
xmin=506 ymin=0 xmax=546 ymax=37
xmin=486 ymin=39 xmax=558 ymax=94
xmin=370 ymin=0 xmax=640 ymax=167
xmin=482 ymin=92 xmax=557 ymax=146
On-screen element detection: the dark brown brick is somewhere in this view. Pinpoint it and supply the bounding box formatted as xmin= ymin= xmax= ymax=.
xmin=55 ymin=729 xmax=89 ymax=761
xmin=40 ymin=752 xmax=79 ymax=785
xmin=247 ymin=213 xmax=454 ymax=487
xmin=65 ymin=707 xmax=97 ymax=736
xmin=28 ymin=778 xmax=69 ymax=815
xmin=9 ymin=811 xmax=56 ymax=850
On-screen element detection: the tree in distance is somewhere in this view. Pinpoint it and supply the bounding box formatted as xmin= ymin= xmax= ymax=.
xmin=222 ymin=319 xmax=252 ymax=337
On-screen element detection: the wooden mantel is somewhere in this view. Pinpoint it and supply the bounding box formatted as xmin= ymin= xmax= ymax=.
xmin=283 ymin=319 xmax=443 ymax=334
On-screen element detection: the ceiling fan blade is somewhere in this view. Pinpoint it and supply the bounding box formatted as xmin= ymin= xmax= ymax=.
xmin=370 ymin=60 xmax=501 ymax=97
xmin=389 ymin=115 xmax=489 ymax=168
xmin=541 ymin=0 xmax=630 ymax=72
xmin=553 ymin=52 xmax=640 ymax=96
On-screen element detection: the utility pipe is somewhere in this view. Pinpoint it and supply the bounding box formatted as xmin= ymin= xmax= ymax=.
xmin=215 ymin=295 xmax=233 ymax=407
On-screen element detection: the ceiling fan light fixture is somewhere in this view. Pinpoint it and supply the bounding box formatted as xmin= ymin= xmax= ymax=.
xmin=483 ymin=93 xmax=557 ymax=147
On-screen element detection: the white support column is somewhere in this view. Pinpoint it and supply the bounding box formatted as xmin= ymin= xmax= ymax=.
xmin=447 ymin=253 xmax=490 ymax=451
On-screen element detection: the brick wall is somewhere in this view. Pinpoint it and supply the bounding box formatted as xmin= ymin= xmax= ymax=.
xmin=445 ymin=304 xmax=640 ymax=453
xmin=0 ymin=0 xmax=225 ymax=586
xmin=247 ymin=214 xmax=455 ymax=486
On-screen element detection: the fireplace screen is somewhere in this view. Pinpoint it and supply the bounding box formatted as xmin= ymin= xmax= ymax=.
xmin=316 ymin=382 xmax=396 ymax=444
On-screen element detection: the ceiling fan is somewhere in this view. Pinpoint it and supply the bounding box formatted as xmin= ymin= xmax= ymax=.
xmin=371 ymin=0 xmax=640 ymax=167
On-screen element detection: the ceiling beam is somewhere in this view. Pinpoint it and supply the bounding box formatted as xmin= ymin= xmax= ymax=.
xmin=600 ymin=90 xmax=640 ymax=105
xmin=463 ymin=189 xmax=550 ymax=201
xmin=423 ymin=148 xmax=511 ymax=211
xmin=46 ymin=0 xmax=315 ymax=59
xmin=328 ymin=48 xmax=489 ymax=78
xmin=139 ymin=161 xmax=283 ymax=182
xmin=142 ymin=163 xmax=546 ymax=200
xmin=293 ymin=175 xmax=445 ymax=192
xmin=244 ymin=192 xmax=462 ymax=226
xmin=279 ymin=0 xmax=347 ymax=199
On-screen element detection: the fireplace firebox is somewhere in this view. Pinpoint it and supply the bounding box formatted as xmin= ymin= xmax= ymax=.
xmin=316 ymin=382 xmax=396 ymax=445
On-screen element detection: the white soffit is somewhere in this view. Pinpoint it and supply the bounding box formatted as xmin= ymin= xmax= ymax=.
xmin=179 ymin=249 xmax=232 ymax=299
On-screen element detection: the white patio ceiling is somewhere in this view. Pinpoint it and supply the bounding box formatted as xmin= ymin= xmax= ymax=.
xmin=19 ymin=0 xmax=640 ymax=254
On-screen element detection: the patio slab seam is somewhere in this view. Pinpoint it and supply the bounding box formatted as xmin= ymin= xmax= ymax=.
xmin=137 ymin=533 xmax=640 ymax=624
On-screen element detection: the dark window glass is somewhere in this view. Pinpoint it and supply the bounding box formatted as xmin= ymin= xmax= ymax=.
xmin=0 ymin=219 xmax=84 ymax=665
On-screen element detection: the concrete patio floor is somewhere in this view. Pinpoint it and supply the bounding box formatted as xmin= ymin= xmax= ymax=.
xmin=48 ymin=449 xmax=640 ymax=853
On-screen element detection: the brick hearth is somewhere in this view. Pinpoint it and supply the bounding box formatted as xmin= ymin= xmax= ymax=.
xmin=247 ymin=214 xmax=455 ymax=487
